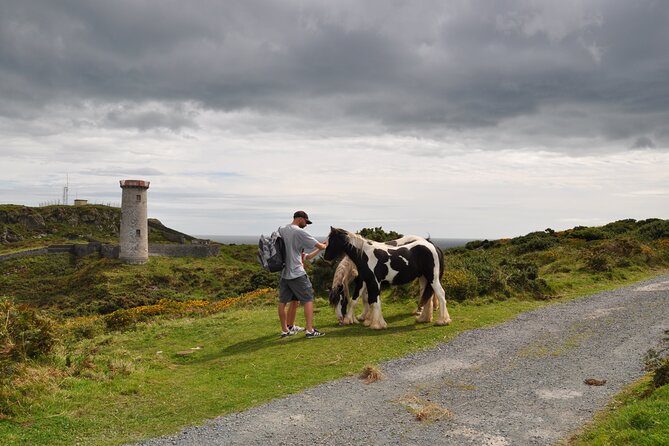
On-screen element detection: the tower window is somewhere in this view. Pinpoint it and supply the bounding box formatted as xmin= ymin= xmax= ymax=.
xmin=136 ymin=229 xmax=141 ymax=237
xmin=136 ymin=195 xmax=141 ymax=201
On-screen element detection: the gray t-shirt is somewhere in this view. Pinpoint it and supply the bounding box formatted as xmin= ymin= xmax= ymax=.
xmin=278 ymin=224 xmax=319 ymax=280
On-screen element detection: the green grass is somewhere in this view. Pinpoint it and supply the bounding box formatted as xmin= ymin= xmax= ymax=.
xmin=0 ymin=249 xmax=271 ymax=316
xmin=569 ymin=378 xmax=669 ymax=446
xmin=0 ymin=297 xmax=546 ymax=446
xmin=3 ymin=216 xmax=669 ymax=444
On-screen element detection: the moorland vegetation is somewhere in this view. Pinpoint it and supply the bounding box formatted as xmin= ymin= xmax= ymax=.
xmin=1 ymin=205 xmax=669 ymax=445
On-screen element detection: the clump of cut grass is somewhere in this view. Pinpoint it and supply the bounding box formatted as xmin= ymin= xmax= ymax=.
xmin=398 ymin=394 xmax=453 ymax=423
xmin=360 ymin=365 xmax=384 ymax=384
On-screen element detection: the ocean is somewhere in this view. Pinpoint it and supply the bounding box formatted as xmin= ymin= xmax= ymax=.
xmin=198 ymin=235 xmax=474 ymax=250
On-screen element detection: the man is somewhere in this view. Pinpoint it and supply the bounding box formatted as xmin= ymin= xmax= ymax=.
xmin=278 ymin=210 xmax=327 ymax=338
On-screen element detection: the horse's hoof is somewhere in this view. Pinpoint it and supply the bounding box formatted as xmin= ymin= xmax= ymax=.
xmin=370 ymin=322 xmax=388 ymax=330
xmin=415 ymin=316 xmax=432 ymax=324
xmin=435 ymin=318 xmax=451 ymax=326
xmin=363 ymin=319 xmax=372 ymax=327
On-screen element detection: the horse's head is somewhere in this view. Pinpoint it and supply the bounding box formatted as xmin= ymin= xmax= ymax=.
xmin=323 ymin=227 xmax=348 ymax=261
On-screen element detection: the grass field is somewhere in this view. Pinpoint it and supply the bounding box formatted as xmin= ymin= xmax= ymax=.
xmin=2 ymin=212 xmax=669 ymax=445
xmin=1 ymin=297 xmax=549 ymax=445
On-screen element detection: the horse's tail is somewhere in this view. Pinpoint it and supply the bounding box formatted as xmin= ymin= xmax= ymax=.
xmin=426 ymin=239 xmax=445 ymax=281
xmin=436 ymin=245 xmax=445 ymax=280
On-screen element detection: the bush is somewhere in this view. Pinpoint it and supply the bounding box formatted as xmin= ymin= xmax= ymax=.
xmin=247 ymin=270 xmax=277 ymax=292
xmin=358 ymin=227 xmax=403 ymax=242
xmin=511 ymin=231 xmax=558 ymax=254
xmin=63 ymin=316 xmax=105 ymax=340
xmin=0 ymin=297 xmax=58 ymax=362
xmin=602 ymin=219 xmax=637 ymax=236
xmin=597 ymin=237 xmax=642 ymax=257
xmin=637 ymin=220 xmax=669 ymax=241
xmin=458 ymin=255 xmax=507 ymax=296
xmin=309 ymin=258 xmax=339 ymax=296
xmin=442 ymin=269 xmax=478 ymax=302
xmin=501 ymin=260 xmax=552 ymax=297
xmin=465 ymin=239 xmax=499 ymax=250
xmin=569 ymin=227 xmax=608 ymax=241
xmin=585 ymin=252 xmax=611 ymax=272
xmin=653 ymin=357 xmax=669 ymax=389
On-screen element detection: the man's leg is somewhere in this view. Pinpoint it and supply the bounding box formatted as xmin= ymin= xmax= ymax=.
xmin=303 ymin=301 xmax=314 ymax=332
xmin=278 ymin=278 xmax=292 ymax=333
xmin=287 ymin=300 xmax=300 ymax=327
xmin=278 ymin=302 xmax=289 ymax=332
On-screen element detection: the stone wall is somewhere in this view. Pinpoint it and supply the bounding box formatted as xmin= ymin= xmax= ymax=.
xmin=148 ymin=244 xmax=220 ymax=258
xmin=0 ymin=248 xmax=49 ymax=262
xmin=0 ymin=243 xmax=219 ymax=262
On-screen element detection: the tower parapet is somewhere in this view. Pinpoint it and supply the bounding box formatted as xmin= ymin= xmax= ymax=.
xmin=119 ymin=180 xmax=150 ymax=264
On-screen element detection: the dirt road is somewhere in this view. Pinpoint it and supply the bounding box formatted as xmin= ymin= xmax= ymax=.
xmin=135 ymin=274 xmax=669 ymax=445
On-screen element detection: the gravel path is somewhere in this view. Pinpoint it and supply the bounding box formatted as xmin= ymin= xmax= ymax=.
xmin=134 ymin=274 xmax=669 ymax=446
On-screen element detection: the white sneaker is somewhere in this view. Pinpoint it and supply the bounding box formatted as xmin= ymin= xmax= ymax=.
xmin=288 ymin=325 xmax=305 ymax=333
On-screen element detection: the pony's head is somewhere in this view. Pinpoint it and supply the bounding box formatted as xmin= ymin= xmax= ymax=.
xmin=328 ymin=284 xmax=347 ymax=323
xmin=323 ymin=227 xmax=349 ymax=261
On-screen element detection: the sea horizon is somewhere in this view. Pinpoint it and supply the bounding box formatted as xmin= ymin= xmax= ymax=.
xmin=198 ymin=235 xmax=477 ymax=250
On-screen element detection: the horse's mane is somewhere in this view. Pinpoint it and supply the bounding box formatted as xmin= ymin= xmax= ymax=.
xmin=344 ymin=230 xmax=369 ymax=252
xmin=332 ymin=256 xmax=357 ymax=285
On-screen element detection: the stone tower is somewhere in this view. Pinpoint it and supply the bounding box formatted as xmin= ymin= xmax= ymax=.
xmin=119 ymin=179 xmax=150 ymax=264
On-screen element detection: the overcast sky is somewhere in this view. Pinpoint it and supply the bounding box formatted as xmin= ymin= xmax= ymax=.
xmin=1 ymin=0 xmax=667 ymax=239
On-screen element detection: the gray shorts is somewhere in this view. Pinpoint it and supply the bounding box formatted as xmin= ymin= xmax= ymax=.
xmin=279 ymin=275 xmax=314 ymax=304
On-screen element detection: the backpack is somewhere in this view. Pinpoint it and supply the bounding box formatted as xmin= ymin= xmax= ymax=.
xmin=257 ymin=229 xmax=286 ymax=272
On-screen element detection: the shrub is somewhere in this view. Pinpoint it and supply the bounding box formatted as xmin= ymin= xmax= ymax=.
xmin=0 ymin=297 xmax=58 ymax=362
xmin=501 ymin=260 xmax=552 ymax=297
xmin=358 ymin=227 xmax=403 ymax=242
xmin=309 ymin=258 xmax=339 ymax=296
xmin=637 ymin=220 xmax=669 ymax=241
xmin=63 ymin=316 xmax=105 ymax=340
xmin=569 ymin=227 xmax=608 ymax=241
xmin=597 ymin=237 xmax=642 ymax=257
xmin=511 ymin=232 xmax=558 ymax=254
xmin=585 ymin=252 xmax=611 ymax=272
xmin=602 ymin=219 xmax=637 ymax=236
xmin=248 ymin=270 xmax=277 ymax=290
xmin=458 ymin=255 xmax=507 ymax=296
xmin=442 ymin=269 xmax=478 ymax=302
xmin=653 ymin=357 xmax=669 ymax=389
xmin=645 ymin=330 xmax=669 ymax=389
xmin=465 ymin=239 xmax=499 ymax=250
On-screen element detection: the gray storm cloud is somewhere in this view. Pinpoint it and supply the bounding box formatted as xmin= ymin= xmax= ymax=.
xmin=0 ymin=0 xmax=667 ymax=150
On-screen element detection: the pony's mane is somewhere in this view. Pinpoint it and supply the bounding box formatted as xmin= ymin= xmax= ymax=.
xmin=332 ymin=256 xmax=356 ymax=285
xmin=344 ymin=230 xmax=369 ymax=251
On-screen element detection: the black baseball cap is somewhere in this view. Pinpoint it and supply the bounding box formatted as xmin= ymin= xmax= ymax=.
xmin=293 ymin=210 xmax=312 ymax=224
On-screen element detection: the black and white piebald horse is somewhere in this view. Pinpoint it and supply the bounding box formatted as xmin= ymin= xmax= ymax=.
xmin=329 ymin=235 xmax=439 ymax=325
xmin=324 ymin=227 xmax=451 ymax=329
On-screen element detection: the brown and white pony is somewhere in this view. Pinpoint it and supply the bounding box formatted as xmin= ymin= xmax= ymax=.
xmin=329 ymin=236 xmax=439 ymax=325
xmin=324 ymin=227 xmax=451 ymax=329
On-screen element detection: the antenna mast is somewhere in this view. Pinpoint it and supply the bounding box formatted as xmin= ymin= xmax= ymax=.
xmin=62 ymin=174 xmax=69 ymax=205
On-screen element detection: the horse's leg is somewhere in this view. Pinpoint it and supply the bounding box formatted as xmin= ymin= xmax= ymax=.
xmin=433 ymin=280 xmax=451 ymax=326
xmin=415 ymin=277 xmax=428 ymax=315
xmin=416 ymin=278 xmax=435 ymax=323
xmin=368 ymin=300 xmax=388 ymax=329
xmin=342 ymin=280 xmax=360 ymax=325
xmin=358 ymin=282 xmax=370 ymax=322
xmin=365 ymin=282 xmax=387 ymax=329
